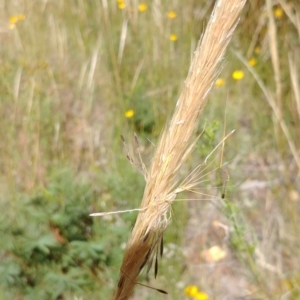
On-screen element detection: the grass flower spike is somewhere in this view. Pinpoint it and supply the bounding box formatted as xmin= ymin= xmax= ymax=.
xmin=109 ymin=0 xmax=247 ymax=299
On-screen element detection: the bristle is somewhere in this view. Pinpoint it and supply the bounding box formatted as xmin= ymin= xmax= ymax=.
xmin=139 ymin=248 xmax=151 ymax=271
xmin=118 ymin=276 xmax=124 ymax=288
xmin=160 ymin=235 xmax=164 ymax=257
xmin=156 ymin=288 xmax=168 ymax=294
xmin=155 ymin=239 xmax=159 ymax=278
xmin=142 ymin=231 xmax=150 ymax=244
xmin=146 ymin=253 xmax=154 ymax=275
xmin=134 ymin=132 xmax=139 ymax=147
xmin=154 ymin=254 xmax=158 ymax=279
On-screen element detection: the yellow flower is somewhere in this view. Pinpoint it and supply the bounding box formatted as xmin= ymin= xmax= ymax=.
xmin=9 ymin=14 xmax=25 ymax=24
xmin=8 ymin=14 xmax=26 ymax=29
xmin=18 ymin=14 xmax=26 ymax=21
xmin=169 ymin=34 xmax=178 ymax=41
xmin=248 ymin=58 xmax=257 ymax=67
xmin=167 ymin=11 xmax=177 ymax=19
xmin=9 ymin=16 xmax=19 ymax=24
xmin=118 ymin=2 xmax=126 ymax=9
xmin=274 ymin=7 xmax=283 ymax=19
xmin=195 ymin=291 xmax=209 ymax=300
xmin=125 ymin=109 xmax=135 ymax=118
xmin=215 ymin=78 xmax=225 ymax=87
xmin=185 ymin=285 xmax=199 ymax=297
xmin=232 ymin=70 xmax=244 ymax=81
xmin=138 ymin=3 xmax=148 ymax=12
xmin=117 ymin=0 xmax=124 ymax=2
xmin=254 ymin=46 xmax=261 ymax=54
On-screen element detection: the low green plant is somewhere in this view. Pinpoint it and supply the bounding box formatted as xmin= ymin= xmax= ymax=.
xmin=0 ymin=170 xmax=128 ymax=300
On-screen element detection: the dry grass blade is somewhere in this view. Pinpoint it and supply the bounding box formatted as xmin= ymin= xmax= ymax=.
xmin=113 ymin=0 xmax=247 ymax=299
xmin=288 ymin=53 xmax=300 ymax=122
xmin=235 ymin=51 xmax=300 ymax=172
xmin=266 ymin=0 xmax=282 ymax=113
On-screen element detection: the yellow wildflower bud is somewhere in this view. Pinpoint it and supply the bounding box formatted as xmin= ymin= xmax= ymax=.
xmin=169 ymin=34 xmax=178 ymax=41
xmin=118 ymin=2 xmax=126 ymax=9
xmin=215 ymin=78 xmax=225 ymax=87
xmin=18 ymin=14 xmax=26 ymax=21
xmin=195 ymin=291 xmax=209 ymax=300
xmin=232 ymin=70 xmax=244 ymax=81
xmin=138 ymin=3 xmax=148 ymax=12
xmin=167 ymin=11 xmax=177 ymax=19
xmin=254 ymin=46 xmax=261 ymax=54
xmin=248 ymin=58 xmax=257 ymax=67
xmin=9 ymin=16 xmax=19 ymax=24
xmin=125 ymin=109 xmax=135 ymax=118
xmin=184 ymin=285 xmax=199 ymax=297
xmin=274 ymin=7 xmax=283 ymax=19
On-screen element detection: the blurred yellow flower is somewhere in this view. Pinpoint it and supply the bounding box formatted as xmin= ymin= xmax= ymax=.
xmin=18 ymin=14 xmax=26 ymax=21
xmin=138 ymin=3 xmax=148 ymax=12
xmin=167 ymin=11 xmax=177 ymax=19
xmin=274 ymin=7 xmax=283 ymax=19
xmin=125 ymin=109 xmax=135 ymax=118
xmin=248 ymin=58 xmax=257 ymax=67
xmin=215 ymin=78 xmax=225 ymax=87
xmin=232 ymin=70 xmax=244 ymax=81
xmin=118 ymin=2 xmax=126 ymax=9
xmin=195 ymin=291 xmax=209 ymax=300
xmin=185 ymin=285 xmax=199 ymax=297
xmin=117 ymin=0 xmax=124 ymax=2
xmin=169 ymin=34 xmax=178 ymax=41
xmin=8 ymin=14 xmax=26 ymax=29
xmin=9 ymin=16 xmax=19 ymax=24
xmin=254 ymin=46 xmax=261 ymax=54
xmin=185 ymin=285 xmax=209 ymax=300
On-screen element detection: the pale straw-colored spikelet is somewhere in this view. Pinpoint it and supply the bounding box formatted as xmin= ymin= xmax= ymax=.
xmin=111 ymin=0 xmax=247 ymax=299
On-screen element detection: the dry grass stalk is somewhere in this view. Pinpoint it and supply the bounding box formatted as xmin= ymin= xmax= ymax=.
xmin=266 ymin=0 xmax=282 ymax=112
xmin=113 ymin=0 xmax=247 ymax=299
xmin=235 ymin=50 xmax=300 ymax=172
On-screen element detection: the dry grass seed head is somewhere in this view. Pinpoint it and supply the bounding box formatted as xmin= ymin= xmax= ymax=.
xmin=113 ymin=0 xmax=247 ymax=299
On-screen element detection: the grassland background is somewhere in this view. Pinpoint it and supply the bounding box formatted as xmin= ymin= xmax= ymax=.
xmin=0 ymin=0 xmax=300 ymax=299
